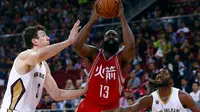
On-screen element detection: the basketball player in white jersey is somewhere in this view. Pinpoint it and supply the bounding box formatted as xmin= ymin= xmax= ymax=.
xmin=104 ymin=69 xmax=200 ymax=112
xmin=0 ymin=20 xmax=88 ymax=112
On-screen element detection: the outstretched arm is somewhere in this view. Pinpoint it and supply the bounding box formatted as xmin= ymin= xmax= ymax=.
xmin=23 ymin=20 xmax=81 ymax=66
xmin=104 ymin=95 xmax=152 ymax=112
xmin=118 ymin=0 xmax=135 ymax=63
xmin=44 ymin=62 xmax=87 ymax=101
xmin=73 ymin=3 xmax=99 ymax=59
xmin=179 ymin=91 xmax=200 ymax=112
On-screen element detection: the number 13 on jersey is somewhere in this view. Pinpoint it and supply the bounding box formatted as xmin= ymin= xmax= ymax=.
xmin=100 ymin=85 xmax=109 ymax=98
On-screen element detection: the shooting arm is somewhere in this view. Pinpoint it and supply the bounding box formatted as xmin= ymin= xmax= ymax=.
xmin=119 ymin=1 xmax=135 ymax=63
xmin=73 ymin=10 xmax=99 ymax=59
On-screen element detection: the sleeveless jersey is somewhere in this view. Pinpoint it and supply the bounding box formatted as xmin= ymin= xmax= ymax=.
xmin=0 ymin=59 xmax=46 ymax=112
xmin=84 ymin=48 xmax=126 ymax=110
xmin=151 ymin=87 xmax=187 ymax=112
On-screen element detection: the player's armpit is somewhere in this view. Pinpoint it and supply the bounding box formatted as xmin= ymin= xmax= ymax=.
xmin=179 ymin=91 xmax=200 ymax=112
xmin=73 ymin=44 xmax=98 ymax=60
xmin=24 ymin=50 xmax=40 ymax=66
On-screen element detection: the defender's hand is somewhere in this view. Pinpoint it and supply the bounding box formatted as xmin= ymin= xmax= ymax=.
xmin=67 ymin=20 xmax=81 ymax=44
xmin=83 ymin=79 xmax=89 ymax=93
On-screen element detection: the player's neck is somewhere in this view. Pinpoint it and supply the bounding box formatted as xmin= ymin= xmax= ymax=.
xmin=103 ymin=51 xmax=115 ymax=60
xmin=158 ymin=87 xmax=171 ymax=97
xmin=32 ymin=46 xmax=42 ymax=50
xmin=194 ymin=90 xmax=199 ymax=94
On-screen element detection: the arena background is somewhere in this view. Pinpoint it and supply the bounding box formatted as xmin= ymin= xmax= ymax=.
xmin=0 ymin=0 xmax=200 ymax=111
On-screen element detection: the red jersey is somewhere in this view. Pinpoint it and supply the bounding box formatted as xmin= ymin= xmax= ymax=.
xmin=79 ymin=48 xmax=126 ymax=111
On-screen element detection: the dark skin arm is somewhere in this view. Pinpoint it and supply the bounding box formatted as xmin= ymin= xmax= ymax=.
xmin=179 ymin=91 xmax=200 ymax=112
xmin=104 ymin=95 xmax=153 ymax=112
xmin=73 ymin=3 xmax=99 ymax=62
xmin=118 ymin=0 xmax=135 ymax=65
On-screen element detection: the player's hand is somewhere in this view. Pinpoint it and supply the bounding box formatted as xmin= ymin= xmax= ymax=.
xmin=117 ymin=0 xmax=124 ymax=18
xmin=67 ymin=20 xmax=81 ymax=44
xmin=90 ymin=1 xmax=99 ymax=22
xmin=83 ymin=79 xmax=89 ymax=93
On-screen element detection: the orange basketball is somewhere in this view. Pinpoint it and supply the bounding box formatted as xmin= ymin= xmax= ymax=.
xmin=96 ymin=0 xmax=119 ymax=19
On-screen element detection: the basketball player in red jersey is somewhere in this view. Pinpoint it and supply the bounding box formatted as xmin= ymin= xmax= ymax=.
xmin=73 ymin=0 xmax=135 ymax=112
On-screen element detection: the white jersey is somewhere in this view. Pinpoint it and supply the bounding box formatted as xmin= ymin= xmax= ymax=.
xmin=151 ymin=87 xmax=187 ymax=112
xmin=0 ymin=59 xmax=46 ymax=112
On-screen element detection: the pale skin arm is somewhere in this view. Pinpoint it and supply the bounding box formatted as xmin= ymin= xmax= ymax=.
xmin=44 ymin=62 xmax=88 ymax=101
xmin=24 ymin=20 xmax=81 ymax=66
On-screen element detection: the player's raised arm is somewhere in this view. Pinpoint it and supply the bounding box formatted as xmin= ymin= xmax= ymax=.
xmin=118 ymin=0 xmax=135 ymax=63
xmin=43 ymin=62 xmax=88 ymax=101
xmin=179 ymin=91 xmax=200 ymax=112
xmin=73 ymin=2 xmax=99 ymax=59
xmin=104 ymin=95 xmax=152 ymax=112
xmin=23 ymin=20 xmax=81 ymax=66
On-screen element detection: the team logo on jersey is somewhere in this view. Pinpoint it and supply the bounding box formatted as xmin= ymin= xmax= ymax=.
xmin=156 ymin=100 xmax=159 ymax=104
xmin=94 ymin=64 xmax=116 ymax=81
xmin=34 ymin=72 xmax=45 ymax=79
xmin=158 ymin=108 xmax=180 ymax=112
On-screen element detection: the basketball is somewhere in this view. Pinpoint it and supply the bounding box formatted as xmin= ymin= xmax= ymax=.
xmin=96 ymin=0 xmax=119 ymax=19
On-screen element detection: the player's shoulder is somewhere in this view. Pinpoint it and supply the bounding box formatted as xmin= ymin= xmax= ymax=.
xmin=138 ymin=94 xmax=153 ymax=108
xmin=178 ymin=89 xmax=191 ymax=100
xmin=17 ymin=49 xmax=35 ymax=60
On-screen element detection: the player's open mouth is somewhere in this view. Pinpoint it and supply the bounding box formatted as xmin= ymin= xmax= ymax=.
xmin=108 ymin=40 xmax=114 ymax=44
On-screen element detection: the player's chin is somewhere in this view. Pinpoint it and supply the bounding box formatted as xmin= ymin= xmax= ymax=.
xmin=46 ymin=42 xmax=50 ymax=45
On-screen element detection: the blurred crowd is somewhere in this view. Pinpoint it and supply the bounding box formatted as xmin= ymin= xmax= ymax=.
xmin=0 ymin=0 xmax=200 ymax=111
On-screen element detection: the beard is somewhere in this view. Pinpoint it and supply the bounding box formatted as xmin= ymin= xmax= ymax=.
xmin=103 ymin=39 xmax=120 ymax=55
xmin=154 ymin=79 xmax=170 ymax=88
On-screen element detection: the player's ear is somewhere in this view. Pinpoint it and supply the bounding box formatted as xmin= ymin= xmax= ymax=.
xmin=32 ymin=38 xmax=38 ymax=46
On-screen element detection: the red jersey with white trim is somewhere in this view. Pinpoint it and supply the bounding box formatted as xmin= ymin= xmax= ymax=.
xmin=85 ymin=48 xmax=126 ymax=110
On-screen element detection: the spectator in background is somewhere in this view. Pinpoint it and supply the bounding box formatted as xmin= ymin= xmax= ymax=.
xmin=65 ymin=79 xmax=75 ymax=90
xmin=174 ymin=54 xmax=186 ymax=77
xmin=166 ymin=23 xmax=177 ymax=45
xmin=154 ymin=31 xmax=171 ymax=59
xmin=136 ymin=35 xmax=147 ymax=64
xmin=175 ymin=31 xmax=188 ymax=45
xmin=178 ymin=77 xmax=192 ymax=93
xmin=177 ymin=21 xmax=190 ymax=34
xmin=190 ymin=82 xmax=200 ymax=106
xmin=127 ymin=98 xmax=135 ymax=106
xmin=50 ymin=101 xmax=62 ymax=112
xmin=127 ymin=71 xmax=141 ymax=89
xmin=119 ymin=88 xmax=133 ymax=108
xmin=133 ymin=64 xmax=144 ymax=77
xmin=38 ymin=94 xmax=52 ymax=110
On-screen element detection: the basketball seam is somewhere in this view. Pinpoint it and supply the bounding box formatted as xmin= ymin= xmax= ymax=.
xmin=98 ymin=1 xmax=110 ymax=18
xmin=107 ymin=0 xmax=110 ymax=17
xmin=113 ymin=2 xmax=119 ymax=17
xmin=98 ymin=1 xmax=108 ymax=14
xmin=109 ymin=0 xmax=118 ymax=18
